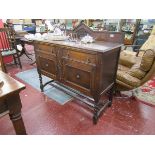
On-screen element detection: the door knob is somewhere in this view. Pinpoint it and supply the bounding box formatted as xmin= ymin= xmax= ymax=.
xmin=76 ymin=74 xmax=80 ymax=79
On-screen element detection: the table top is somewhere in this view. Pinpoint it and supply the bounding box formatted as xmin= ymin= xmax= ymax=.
xmin=16 ymin=36 xmax=123 ymax=53
xmin=34 ymin=39 xmax=123 ymax=53
xmin=0 ymin=71 xmax=25 ymax=99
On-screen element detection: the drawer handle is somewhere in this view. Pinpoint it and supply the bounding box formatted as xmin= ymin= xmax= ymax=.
xmin=76 ymin=74 xmax=80 ymax=79
xmin=87 ymin=58 xmax=91 ymax=63
xmin=45 ymin=64 xmax=49 ymax=67
xmin=67 ymin=53 xmax=70 ymax=58
xmin=51 ymin=50 xmax=54 ymax=54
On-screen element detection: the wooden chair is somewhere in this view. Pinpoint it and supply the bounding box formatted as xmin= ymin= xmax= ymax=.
xmin=0 ymin=52 xmax=6 ymax=72
xmin=0 ymin=28 xmax=22 ymax=72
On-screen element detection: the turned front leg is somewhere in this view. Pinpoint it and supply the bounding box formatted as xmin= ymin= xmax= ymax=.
xmin=9 ymin=112 xmax=27 ymax=135
xmin=93 ymin=96 xmax=100 ymax=124
xmin=7 ymin=94 xmax=27 ymax=135
xmin=37 ymin=68 xmax=44 ymax=92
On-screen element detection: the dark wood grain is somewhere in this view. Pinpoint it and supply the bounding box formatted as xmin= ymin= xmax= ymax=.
xmin=32 ymin=24 xmax=123 ymax=124
xmin=34 ymin=38 xmax=122 ymax=124
xmin=71 ymin=22 xmax=124 ymax=43
xmin=0 ymin=71 xmax=26 ymax=134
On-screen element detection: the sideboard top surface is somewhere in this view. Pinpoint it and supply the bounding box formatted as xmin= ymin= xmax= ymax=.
xmin=34 ymin=40 xmax=123 ymax=53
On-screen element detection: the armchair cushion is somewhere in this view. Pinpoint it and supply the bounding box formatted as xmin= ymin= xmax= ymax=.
xmin=140 ymin=49 xmax=155 ymax=72
xmin=128 ymin=63 xmax=146 ymax=79
xmin=119 ymin=51 xmax=141 ymax=67
xmin=117 ymin=70 xmax=141 ymax=87
xmin=118 ymin=64 xmax=130 ymax=72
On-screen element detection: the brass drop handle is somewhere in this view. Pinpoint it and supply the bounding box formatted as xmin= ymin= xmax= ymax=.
xmin=76 ymin=74 xmax=80 ymax=79
xmin=51 ymin=49 xmax=54 ymax=54
xmin=67 ymin=53 xmax=70 ymax=58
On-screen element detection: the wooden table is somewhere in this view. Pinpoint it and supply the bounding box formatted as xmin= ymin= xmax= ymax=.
xmin=0 ymin=71 xmax=26 ymax=134
xmin=16 ymin=36 xmax=34 ymax=61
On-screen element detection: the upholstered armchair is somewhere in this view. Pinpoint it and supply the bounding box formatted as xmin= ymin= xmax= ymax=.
xmin=119 ymin=25 xmax=155 ymax=66
xmin=116 ymin=25 xmax=155 ymax=91
xmin=117 ymin=48 xmax=155 ymax=91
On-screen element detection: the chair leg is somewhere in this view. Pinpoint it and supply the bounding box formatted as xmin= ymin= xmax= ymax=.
xmin=13 ymin=55 xmax=17 ymax=65
xmin=15 ymin=54 xmax=22 ymax=69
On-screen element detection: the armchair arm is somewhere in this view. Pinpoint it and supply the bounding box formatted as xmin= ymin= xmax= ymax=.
xmin=123 ymin=45 xmax=141 ymax=50
xmin=136 ymin=49 xmax=155 ymax=57
xmin=135 ymin=49 xmax=145 ymax=56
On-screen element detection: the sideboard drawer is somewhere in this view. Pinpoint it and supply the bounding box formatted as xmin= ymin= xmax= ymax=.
xmin=36 ymin=44 xmax=56 ymax=55
xmin=38 ymin=57 xmax=57 ymax=78
xmin=63 ymin=50 xmax=96 ymax=65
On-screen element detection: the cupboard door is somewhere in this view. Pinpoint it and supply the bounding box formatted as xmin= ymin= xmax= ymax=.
xmin=38 ymin=56 xmax=57 ymax=80
xmin=61 ymin=58 xmax=96 ymax=96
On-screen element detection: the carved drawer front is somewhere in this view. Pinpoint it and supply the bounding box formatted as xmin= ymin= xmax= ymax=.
xmin=62 ymin=60 xmax=96 ymax=95
xmin=36 ymin=44 xmax=56 ymax=55
xmin=63 ymin=50 xmax=96 ymax=65
xmin=39 ymin=56 xmax=57 ymax=78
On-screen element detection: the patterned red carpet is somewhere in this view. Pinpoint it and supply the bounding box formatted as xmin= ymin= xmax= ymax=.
xmin=134 ymin=77 xmax=155 ymax=106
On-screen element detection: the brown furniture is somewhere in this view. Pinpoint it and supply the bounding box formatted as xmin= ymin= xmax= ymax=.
xmin=15 ymin=36 xmax=34 ymax=61
xmin=71 ymin=22 xmax=124 ymax=43
xmin=0 ymin=71 xmax=26 ymax=134
xmin=0 ymin=28 xmax=22 ymax=71
xmin=0 ymin=52 xmax=6 ymax=72
xmin=34 ymin=27 xmax=123 ymax=124
xmin=117 ymin=26 xmax=155 ymax=91
xmin=117 ymin=49 xmax=155 ymax=91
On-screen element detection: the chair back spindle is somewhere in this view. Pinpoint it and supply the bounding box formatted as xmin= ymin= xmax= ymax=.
xmin=0 ymin=28 xmax=16 ymax=52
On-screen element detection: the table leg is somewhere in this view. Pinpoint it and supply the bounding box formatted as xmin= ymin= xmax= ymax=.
xmin=9 ymin=112 xmax=27 ymax=135
xmin=17 ymin=41 xmax=33 ymax=61
xmin=7 ymin=94 xmax=27 ymax=135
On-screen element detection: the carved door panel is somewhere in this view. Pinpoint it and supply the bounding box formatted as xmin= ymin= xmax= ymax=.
xmin=37 ymin=55 xmax=57 ymax=80
xmin=61 ymin=57 xmax=96 ymax=96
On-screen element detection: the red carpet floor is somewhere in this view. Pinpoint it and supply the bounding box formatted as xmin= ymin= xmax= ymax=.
xmin=134 ymin=76 xmax=155 ymax=106
xmin=1 ymin=54 xmax=155 ymax=135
